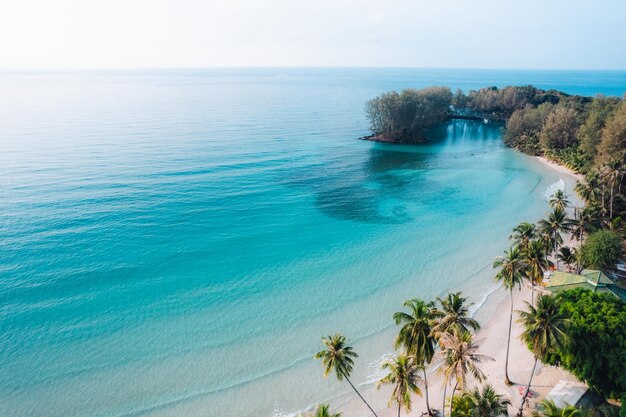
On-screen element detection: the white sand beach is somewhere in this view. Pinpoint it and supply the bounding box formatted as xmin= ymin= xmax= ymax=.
xmin=333 ymin=284 xmax=581 ymax=417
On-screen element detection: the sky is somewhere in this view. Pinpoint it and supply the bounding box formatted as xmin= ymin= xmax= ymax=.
xmin=1 ymin=0 xmax=625 ymax=70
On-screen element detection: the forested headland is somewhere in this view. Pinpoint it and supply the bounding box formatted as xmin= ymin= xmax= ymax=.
xmin=365 ymin=85 xmax=625 ymax=175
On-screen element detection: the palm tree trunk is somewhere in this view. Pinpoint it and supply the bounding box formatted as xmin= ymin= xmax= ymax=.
xmin=449 ymin=381 xmax=459 ymax=417
xmin=517 ymin=356 xmax=538 ymax=417
xmin=610 ymin=186 xmax=614 ymax=219
xmin=342 ymin=373 xmax=379 ymax=417
xmin=398 ymin=404 xmax=401 ymax=417
xmin=530 ymin=283 xmax=535 ymax=308
xmin=554 ymin=232 xmax=559 ymax=271
xmin=504 ymin=289 xmax=514 ymax=385
xmin=442 ymin=381 xmax=448 ymax=417
xmin=423 ymin=367 xmax=432 ymax=416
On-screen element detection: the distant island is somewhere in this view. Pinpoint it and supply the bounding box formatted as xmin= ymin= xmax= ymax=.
xmin=364 ymin=85 xmax=625 ymax=174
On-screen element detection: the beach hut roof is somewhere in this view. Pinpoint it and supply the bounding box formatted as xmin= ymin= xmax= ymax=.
xmin=546 ymin=380 xmax=588 ymax=408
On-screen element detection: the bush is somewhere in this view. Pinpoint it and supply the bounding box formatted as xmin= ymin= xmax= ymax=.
xmin=578 ymin=230 xmax=623 ymax=270
xmin=550 ymin=289 xmax=626 ymax=399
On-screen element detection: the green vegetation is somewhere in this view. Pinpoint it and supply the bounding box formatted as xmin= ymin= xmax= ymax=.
xmin=549 ymin=289 xmax=626 ymax=399
xmin=314 ymin=333 xmax=379 ymax=417
xmin=578 ymin=230 xmax=623 ymax=270
xmin=517 ymin=294 xmax=569 ymax=417
xmin=366 ymin=85 xmax=625 ymax=178
xmin=377 ymin=353 xmax=422 ymax=417
xmin=365 ymin=87 xmax=453 ymax=142
xmin=451 ymin=385 xmax=511 ymax=417
xmin=493 ymin=246 xmax=526 ymax=385
xmin=298 ymin=404 xmax=342 ymax=417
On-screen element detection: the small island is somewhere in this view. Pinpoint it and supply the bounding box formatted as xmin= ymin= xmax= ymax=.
xmin=365 ymin=85 xmax=625 ymax=175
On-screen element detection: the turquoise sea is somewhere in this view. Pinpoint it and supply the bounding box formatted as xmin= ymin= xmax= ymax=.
xmin=1 ymin=69 xmax=625 ymax=417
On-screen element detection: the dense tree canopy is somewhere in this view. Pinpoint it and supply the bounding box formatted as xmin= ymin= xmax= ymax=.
xmin=577 ymin=230 xmax=623 ymax=270
xmin=366 ymin=87 xmax=452 ymax=142
xmin=549 ymin=289 xmax=626 ymax=399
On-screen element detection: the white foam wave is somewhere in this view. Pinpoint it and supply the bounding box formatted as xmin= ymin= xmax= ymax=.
xmin=543 ymin=179 xmax=565 ymax=201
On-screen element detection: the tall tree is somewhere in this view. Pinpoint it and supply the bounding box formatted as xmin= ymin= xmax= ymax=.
xmin=432 ymin=292 xmax=481 ymax=343
xmin=570 ymin=205 xmax=600 ymax=242
xmin=516 ymin=295 xmax=569 ymax=417
xmin=377 ymin=354 xmax=423 ymax=417
xmin=394 ymin=299 xmax=436 ymax=415
xmin=440 ymin=331 xmax=492 ymax=417
xmin=493 ymin=246 xmax=527 ymax=385
xmin=549 ymin=190 xmax=571 ymax=211
xmin=523 ymin=240 xmax=553 ymax=306
xmin=299 ymin=404 xmax=342 ymax=417
xmin=557 ymin=247 xmax=577 ymax=272
xmin=314 ymin=334 xmax=379 ymax=417
xmin=600 ymin=158 xmax=625 ymax=220
xmin=538 ymin=208 xmax=573 ymax=270
xmin=510 ymin=223 xmax=537 ymax=251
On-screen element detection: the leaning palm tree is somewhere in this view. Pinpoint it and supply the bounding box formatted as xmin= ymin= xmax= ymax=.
xmin=377 ymin=353 xmax=422 ymax=417
xmin=314 ymin=334 xmax=378 ymax=417
xmin=394 ymin=299 xmax=436 ymax=415
xmin=549 ymin=189 xmax=570 ymax=211
xmin=531 ymin=399 xmax=581 ymax=417
xmin=557 ymin=247 xmax=576 ymax=272
xmin=432 ymin=292 xmax=481 ymax=344
xmin=516 ymin=295 xmax=569 ymax=417
xmin=463 ymin=384 xmax=511 ymax=417
xmin=574 ymin=173 xmax=601 ymax=206
xmin=509 ymin=223 xmax=537 ymax=251
xmin=538 ymin=208 xmax=573 ymax=270
xmin=298 ymin=404 xmax=343 ymax=417
xmin=440 ymin=331 xmax=492 ymax=417
xmin=522 ymin=240 xmax=552 ymax=307
xmin=493 ymin=246 xmax=527 ymax=385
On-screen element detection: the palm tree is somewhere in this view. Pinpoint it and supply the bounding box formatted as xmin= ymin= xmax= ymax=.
xmin=531 ymin=399 xmax=581 ymax=417
xmin=516 ymin=295 xmax=569 ymax=417
xmin=522 ymin=240 xmax=552 ymax=307
xmin=377 ymin=353 xmax=422 ymax=417
xmin=493 ymin=246 xmax=527 ymax=385
xmin=314 ymin=334 xmax=378 ymax=417
xmin=462 ymin=384 xmax=511 ymax=417
xmin=299 ymin=404 xmax=343 ymax=417
xmin=557 ymin=247 xmax=576 ymax=272
xmin=440 ymin=331 xmax=492 ymax=417
xmin=510 ymin=223 xmax=537 ymax=251
xmin=432 ymin=292 xmax=481 ymax=343
xmin=601 ymin=158 xmax=624 ymax=220
xmin=538 ymin=208 xmax=573 ymax=271
xmin=574 ymin=173 xmax=601 ymax=206
xmin=570 ymin=205 xmax=599 ymax=242
xmin=549 ymin=190 xmax=571 ymax=211
xmin=394 ymin=299 xmax=436 ymax=415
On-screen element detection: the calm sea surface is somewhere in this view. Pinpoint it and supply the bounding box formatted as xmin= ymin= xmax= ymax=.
xmin=1 ymin=69 xmax=624 ymax=417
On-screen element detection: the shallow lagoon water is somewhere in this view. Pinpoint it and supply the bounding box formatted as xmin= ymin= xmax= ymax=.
xmin=0 ymin=69 xmax=624 ymax=417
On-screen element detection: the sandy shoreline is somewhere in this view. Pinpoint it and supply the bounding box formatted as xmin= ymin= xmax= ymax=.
xmin=313 ymin=157 xmax=585 ymax=417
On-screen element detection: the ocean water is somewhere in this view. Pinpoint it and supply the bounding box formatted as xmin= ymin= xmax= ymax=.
xmin=0 ymin=69 xmax=624 ymax=417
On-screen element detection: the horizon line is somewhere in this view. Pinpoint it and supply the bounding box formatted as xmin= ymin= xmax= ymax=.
xmin=1 ymin=65 xmax=626 ymax=73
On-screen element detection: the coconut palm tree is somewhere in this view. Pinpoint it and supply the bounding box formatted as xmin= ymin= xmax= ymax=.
xmin=522 ymin=240 xmax=552 ymax=307
xmin=462 ymin=384 xmax=511 ymax=417
xmin=314 ymin=334 xmax=378 ymax=417
xmin=531 ymin=399 xmax=581 ymax=417
xmin=538 ymin=208 xmax=573 ymax=271
xmin=574 ymin=172 xmax=601 ymax=206
xmin=493 ymin=246 xmax=527 ymax=385
xmin=432 ymin=292 xmax=481 ymax=343
xmin=377 ymin=353 xmax=422 ymax=417
xmin=570 ymin=205 xmax=600 ymax=242
xmin=509 ymin=223 xmax=537 ymax=251
xmin=299 ymin=404 xmax=343 ymax=417
xmin=516 ymin=295 xmax=569 ymax=417
xmin=557 ymin=247 xmax=576 ymax=272
xmin=601 ymin=158 xmax=624 ymax=220
xmin=394 ymin=299 xmax=436 ymax=415
xmin=440 ymin=331 xmax=492 ymax=417
xmin=549 ymin=190 xmax=571 ymax=211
